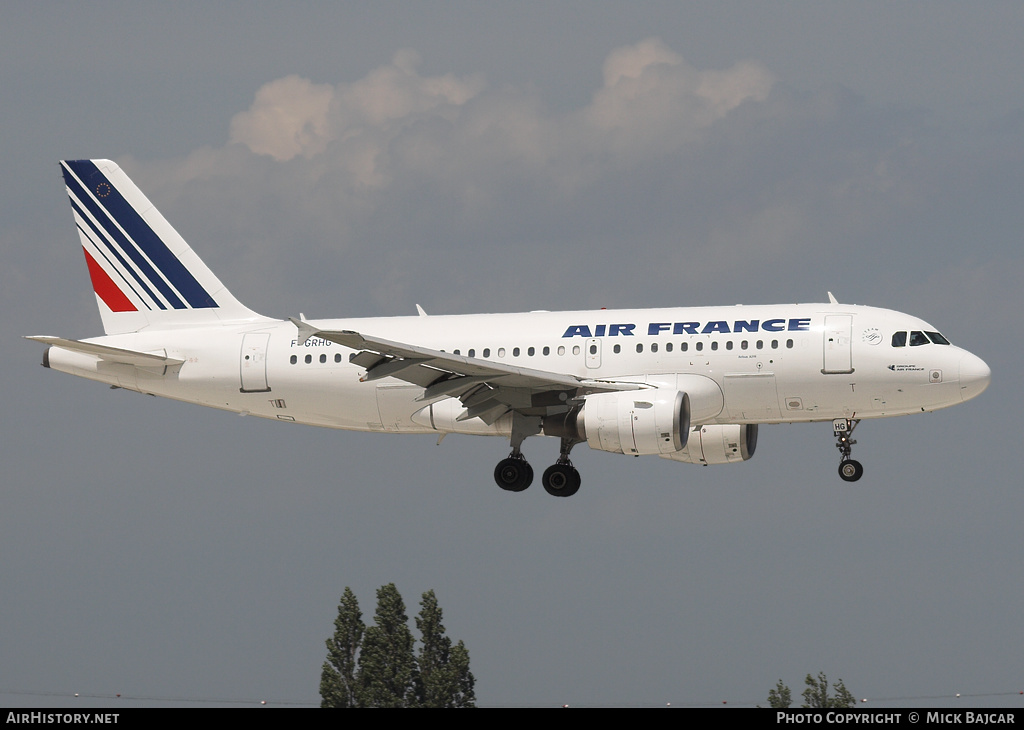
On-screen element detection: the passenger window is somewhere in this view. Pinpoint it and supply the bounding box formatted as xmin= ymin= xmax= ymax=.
xmin=695 ymin=342 xmax=703 ymax=352
xmin=557 ymin=346 xmax=565 ymax=356
xmin=666 ymin=342 xmax=673 ymax=353
xmin=681 ymin=342 xmax=688 ymax=352
xmin=320 ymin=354 xmax=327 ymax=363
xmin=726 ymin=341 xmax=733 ymax=351
xmin=891 ymin=332 xmax=907 ymax=347
xmin=468 ymin=349 xmax=475 ymax=357
xmin=290 ymin=355 xmax=297 ymax=364
xmin=651 ymin=343 xmax=658 ymax=353
xmin=711 ymin=341 xmax=718 ymax=351
xmin=498 ymin=348 xmax=506 ymax=358
xmin=572 ymin=346 xmax=580 ymax=355
xmin=613 ymin=344 xmax=621 ymax=354
xmin=543 ymin=346 xmax=550 ymax=355
xmin=335 ymin=354 xmax=342 ymax=363
xmin=910 ymin=331 xmax=929 ymax=346
xmin=771 ymin=340 xmax=778 ymax=349
xmin=513 ymin=347 xmax=520 ymax=357
xmin=528 ymin=347 xmax=535 ymax=356
xmin=483 ymin=348 xmax=491 ymax=358
xmin=636 ymin=344 xmax=643 ymax=353
xmin=589 ymin=344 xmax=597 ymax=355
xmin=786 ymin=339 xmax=794 ymax=348
xmin=756 ymin=340 xmax=763 ymax=350
xmin=741 ymin=340 xmax=748 ymax=350
xmin=453 ymin=349 xmax=461 ymax=355
xmin=305 ymin=354 xmax=312 ymax=364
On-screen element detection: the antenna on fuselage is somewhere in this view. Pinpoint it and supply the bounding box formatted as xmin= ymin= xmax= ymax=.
xmin=827 ymin=291 xmax=839 ymax=305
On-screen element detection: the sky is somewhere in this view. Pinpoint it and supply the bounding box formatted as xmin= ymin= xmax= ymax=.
xmin=2 ymin=2 xmax=1022 ymax=708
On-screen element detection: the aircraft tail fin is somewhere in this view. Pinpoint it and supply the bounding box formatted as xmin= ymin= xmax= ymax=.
xmin=59 ymin=159 xmax=266 ymax=334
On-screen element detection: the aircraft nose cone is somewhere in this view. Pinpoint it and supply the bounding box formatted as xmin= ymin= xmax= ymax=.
xmin=958 ymin=352 xmax=991 ymax=402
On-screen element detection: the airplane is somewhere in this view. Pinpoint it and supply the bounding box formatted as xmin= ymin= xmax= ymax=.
xmin=28 ymin=159 xmax=991 ymax=497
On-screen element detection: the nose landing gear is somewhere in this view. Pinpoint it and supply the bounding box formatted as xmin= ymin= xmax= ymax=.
xmin=834 ymin=418 xmax=863 ymax=482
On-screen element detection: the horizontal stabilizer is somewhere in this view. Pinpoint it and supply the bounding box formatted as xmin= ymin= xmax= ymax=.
xmin=25 ymin=336 xmax=184 ymax=367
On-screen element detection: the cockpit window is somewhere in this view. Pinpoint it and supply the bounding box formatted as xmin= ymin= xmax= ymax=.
xmin=891 ymin=331 xmax=907 ymax=348
xmin=909 ymin=331 xmax=930 ymax=346
xmin=926 ymin=331 xmax=951 ymax=345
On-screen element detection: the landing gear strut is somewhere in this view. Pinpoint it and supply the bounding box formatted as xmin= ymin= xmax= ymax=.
xmin=494 ymin=413 xmax=540 ymax=492
xmin=541 ymin=437 xmax=582 ymax=497
xmin=833 ymin=418 xmax=864 ymax=482
xmin=493 ymin=414 xmax=584 ymax=496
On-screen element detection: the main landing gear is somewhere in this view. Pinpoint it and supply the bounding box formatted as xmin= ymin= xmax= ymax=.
xmin=494 ymin=453 xmax=533 ymax=492
xmin=493 ymin=449 xmax=581 ymax=497
xmin=541 ymin=438 xmax=581 ymax=497
xmin=492 ymin=416 xmax=583 ymax=497
xmin=833 ymin=418 xmax=864 ymax=482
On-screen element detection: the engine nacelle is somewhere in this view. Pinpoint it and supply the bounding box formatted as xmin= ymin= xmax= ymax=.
xmin=660 ymin=424 xmax=758 ymax=465
xmin=575 ymin=390 xmax=691 ymax=456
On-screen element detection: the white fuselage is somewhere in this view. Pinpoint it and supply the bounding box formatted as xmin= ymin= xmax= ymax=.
xmin=45 ymin=302 xmax=990 ymax=441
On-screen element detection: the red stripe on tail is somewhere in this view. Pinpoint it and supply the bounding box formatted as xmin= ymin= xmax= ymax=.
xmin=82 ymin=247 xmax=136 ymax=312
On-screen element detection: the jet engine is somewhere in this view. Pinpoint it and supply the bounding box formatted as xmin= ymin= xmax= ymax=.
xmin=659 ymin=424 xmax=758 ymax=465
xmin=543 ymin=390 xmax=691 ymax=456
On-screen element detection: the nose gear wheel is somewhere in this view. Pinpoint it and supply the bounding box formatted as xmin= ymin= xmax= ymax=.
xmin=833 ymin=418 xmax=864 ymax=482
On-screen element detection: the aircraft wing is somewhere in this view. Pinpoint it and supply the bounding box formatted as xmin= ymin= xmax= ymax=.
xmin=291 ymin=319 xmax=643 ymax=424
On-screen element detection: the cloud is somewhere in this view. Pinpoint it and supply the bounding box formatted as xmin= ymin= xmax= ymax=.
xmin=126 ymin=38 xmax=948 ymax=316
xmin=229 ymin=75 xmax=335 ymax=161
xmin=584 ymin=38 xmax=774 ymax=157
xmin=227 ymin=50 xmax=486 ymax=187
xmin=224 ymin=39 xmax=773 ymax=179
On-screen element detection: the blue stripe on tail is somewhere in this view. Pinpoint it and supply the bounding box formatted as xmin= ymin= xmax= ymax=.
xmin=62 ymin=160 xmax=218 ymax=309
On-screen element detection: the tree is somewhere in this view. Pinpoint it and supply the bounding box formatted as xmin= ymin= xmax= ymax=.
xmin=764 ymin=673 xmax=856 ymax=709
xmin=415 ymin=590 xmax=476 ymax=707
xmin=802 ymin=672 xmax=856 ymax=708
xmin=319 ymin=584 xmax=474 ymax=708
xmin=448 ymin=640 xmax=476 ymax=708
xmin=767 ymin=678 xmax=792 ymax=708
xmin=356 ymin=583 xmax=419 ymax=707
xmin=319 ymin=587 xmax=364 ymax=708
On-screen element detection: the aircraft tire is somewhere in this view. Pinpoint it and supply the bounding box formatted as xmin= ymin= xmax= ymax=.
xmin=542 ymin=464 xmax=581 ymax=497
xmin=838 ymin=459 xmax=864 ymax=482
xmin=495 ymin=458 xmax=532 ymax=492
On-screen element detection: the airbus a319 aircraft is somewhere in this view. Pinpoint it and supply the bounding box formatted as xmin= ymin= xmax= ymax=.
xmin=29 ymin=160 xmax=991 ymax=497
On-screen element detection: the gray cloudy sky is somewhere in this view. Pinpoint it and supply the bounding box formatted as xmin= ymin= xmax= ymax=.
xmin=2 ymin=2 xmax=1022 ymax=708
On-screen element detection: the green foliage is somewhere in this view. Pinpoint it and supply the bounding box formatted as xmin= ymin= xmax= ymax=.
xmin=415 ymin=590 xmax=476 ymax=707
xmin=801 ymin=672 xmax=857 ymax=708
xmin=764 ymin=673 xmax=856 ymax=709
xmin=356 ymin=583 xmax=419 ymax=707
xmin=767 ymin=678 xmax=792 ymax=708
xmin=320 ymin=584 xmax=475 ymax=708
xmin=319 ymin=587 xmax=364 ymax=708
xmin=448 ymin=640 xmax=476 ymax=708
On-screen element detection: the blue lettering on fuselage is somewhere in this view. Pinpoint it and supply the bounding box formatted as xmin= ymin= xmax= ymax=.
xmin=562 ymin=318 xmax=813 ymax=337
